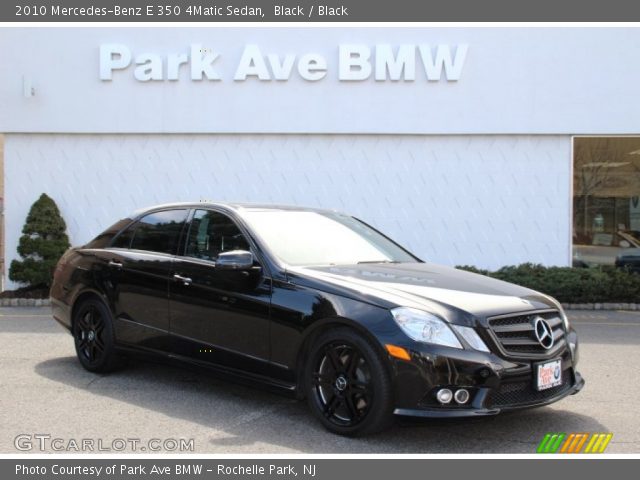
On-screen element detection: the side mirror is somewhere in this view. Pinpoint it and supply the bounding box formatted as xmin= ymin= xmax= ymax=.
xmin=216 ymin=250 xmax=254 ymax=270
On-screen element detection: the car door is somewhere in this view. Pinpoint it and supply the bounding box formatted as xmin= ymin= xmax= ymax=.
xmin=168 ymin=208 xmax=271 ymax=375
xmin=101 ymin=208 xmax=189 ymax=352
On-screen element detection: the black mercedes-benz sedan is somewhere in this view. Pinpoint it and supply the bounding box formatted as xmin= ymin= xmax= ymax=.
xmin=51 ymin=202 xmax=584 ymax=435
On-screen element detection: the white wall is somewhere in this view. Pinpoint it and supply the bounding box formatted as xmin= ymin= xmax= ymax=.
xmin=1 ymin=27 xmax=640 ymax=134
xmin=3 ymin=133 xmax=571 ymax=289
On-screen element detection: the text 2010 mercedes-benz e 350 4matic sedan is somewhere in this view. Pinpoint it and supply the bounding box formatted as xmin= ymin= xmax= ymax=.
xmin=51 ymin=203 xmax=584 ymax=435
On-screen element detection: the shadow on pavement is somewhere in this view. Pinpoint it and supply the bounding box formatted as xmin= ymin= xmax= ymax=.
xmin=35 ymin=355 xmax=608 ymax=453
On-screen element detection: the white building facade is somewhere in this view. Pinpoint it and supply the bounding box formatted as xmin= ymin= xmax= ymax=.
xmin=1 ymin=27 xmax=640 ymax=289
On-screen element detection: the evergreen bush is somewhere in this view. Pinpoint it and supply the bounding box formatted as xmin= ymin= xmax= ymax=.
xmin=9 ymin=193 xmax=70 ymax=288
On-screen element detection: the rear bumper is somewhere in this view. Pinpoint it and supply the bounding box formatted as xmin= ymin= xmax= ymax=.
xmin=51 ymin=297 xmax=72 ymax=333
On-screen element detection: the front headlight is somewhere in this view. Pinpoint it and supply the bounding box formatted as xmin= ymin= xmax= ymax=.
xmin=452 ymin=325 xmax=490 ymax=352
xmin=390 ymin=307 xmax=462 ymax=349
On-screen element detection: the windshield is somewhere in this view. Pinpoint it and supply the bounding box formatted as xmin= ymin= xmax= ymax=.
xmin=240 ymin=210 xmax=419 ymax=266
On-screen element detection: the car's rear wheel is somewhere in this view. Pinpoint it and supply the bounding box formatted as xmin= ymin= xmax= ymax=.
xmin=305 ymin=327 xmax=394 ymax=436
xmin=73 ymin=297 xmax=124 ymax=373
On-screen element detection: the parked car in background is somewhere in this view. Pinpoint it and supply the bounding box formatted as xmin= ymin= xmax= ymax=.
xmin=615 ymin=251 xmax=640 ymax=273
xmin=574 ymin=230 xmax=640 ymax=267
xmin=51 ymin=202 xmax=583 ymax=435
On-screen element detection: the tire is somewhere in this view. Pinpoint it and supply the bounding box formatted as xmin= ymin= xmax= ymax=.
xmin=72 ymin=297 xmax=124 ymax=373
xmin=304 ymin=327 xmax=394 ymax=436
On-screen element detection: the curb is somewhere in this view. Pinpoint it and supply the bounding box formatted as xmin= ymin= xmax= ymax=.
xmin=0 ymin=298 xmax=51 ymax=307
xmin=0 ymin=298 xmax=638 ymax=310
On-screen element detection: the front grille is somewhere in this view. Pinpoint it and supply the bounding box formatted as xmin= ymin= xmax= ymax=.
xmin=487 ymin=310 xmax=566 ymax=358
xmin=488 ymin=376 xmax=573 ymax=408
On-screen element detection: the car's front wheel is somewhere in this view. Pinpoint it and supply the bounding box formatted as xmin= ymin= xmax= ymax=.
xmin=73 ymin=297 xmax=124 ymax=373
xmin=305 ymin=327 xmax=394 ymax=436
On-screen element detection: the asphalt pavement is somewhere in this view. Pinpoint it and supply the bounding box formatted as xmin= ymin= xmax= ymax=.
xmin=1 ymin=307 xmax=638 ymax=453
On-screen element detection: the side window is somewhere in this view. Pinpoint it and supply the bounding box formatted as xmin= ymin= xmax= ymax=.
xmin=185 ymin=210 xmax=250 ymax=261
xmin=129 ymin=209 xmax=188 ymax=255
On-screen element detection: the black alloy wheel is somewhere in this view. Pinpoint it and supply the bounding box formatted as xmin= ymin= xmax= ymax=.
xmin=314 ymin=342 xmax=372 ymax=425
xmin=73 ymin=297 xmax=123 ymax=373
xmin=306 ymin=328 xmax=394 ymax=436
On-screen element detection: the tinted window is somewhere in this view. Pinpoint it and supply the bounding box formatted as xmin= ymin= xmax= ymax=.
xmin=86 ymin=218 xmax=132 ymax=249
xmin=129 ymin=209 xmax=188 ymax=255
xmin=185 ymin=210 xmax=249 ymax=261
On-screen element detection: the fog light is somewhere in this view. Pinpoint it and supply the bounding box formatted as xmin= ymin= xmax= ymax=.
xmin=454 ymin=389 xmax=470 ymax=404
xmin=436 ymin=388 xmax=453 ymax=404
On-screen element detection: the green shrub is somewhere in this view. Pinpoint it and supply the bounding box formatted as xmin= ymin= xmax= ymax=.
xmin=455 ymin=263 xmax=640 ymax=303
xmin=9 ymin=193 xmax=70 ymax=288
xmin=454 ymin=265 xmax=490 ymax=276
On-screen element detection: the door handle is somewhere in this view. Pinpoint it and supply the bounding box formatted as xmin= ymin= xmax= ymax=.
xmin=108 ymin=260 xmax=123 ymax=269
xmin=173 ymin=274 xmax=192 ymax=286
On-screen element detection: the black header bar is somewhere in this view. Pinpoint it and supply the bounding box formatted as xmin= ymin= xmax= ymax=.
xmin=4 ymin=0 xmax=640 ymax=22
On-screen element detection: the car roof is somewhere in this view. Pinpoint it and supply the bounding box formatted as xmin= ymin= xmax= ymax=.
xmin=128 ymin=201 xmax=341 ymax=218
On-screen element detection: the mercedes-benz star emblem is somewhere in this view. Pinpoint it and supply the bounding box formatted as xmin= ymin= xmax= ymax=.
xmin=335 ymin=376 xmax=348 ymax=391
xmin=533 ymin=316 xmax=555 ymax=349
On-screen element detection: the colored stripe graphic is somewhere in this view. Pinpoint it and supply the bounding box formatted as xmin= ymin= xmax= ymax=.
xmin=598 ymin=433 xmax=613 ymax=453
xmin=537 ymin=433 xmax=552 ymax=453
xmin=571 ymin=433 xmax=589 ymax=453
xmin=537 ymin=433 xmax=613 ymax=453
xmin=540 ymin=433 xmax=566 ymax=453
xmin=585 ymin=433 xmax=614 ymax=453
xmin=560 ymin=433 xmax=575 ymax=453
xmin=584 ymin=434 xmax=598 ymax=453
xmin=549 ymin=433 xmax=566 ymax=453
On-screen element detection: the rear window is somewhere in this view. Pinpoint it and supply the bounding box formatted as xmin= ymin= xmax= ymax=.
xmin=84 ymin=218 xmax=132 ymax=249
xmin=129 ymin=209 xmax=188 ymax=255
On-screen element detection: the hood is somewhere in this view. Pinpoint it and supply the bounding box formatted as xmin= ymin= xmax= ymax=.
xmin=288 ymin=262 xmax=558 ymax=320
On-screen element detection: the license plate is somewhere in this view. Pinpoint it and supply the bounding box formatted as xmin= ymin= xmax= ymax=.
xmin=536 ymin=359 xmax=563 ymax=391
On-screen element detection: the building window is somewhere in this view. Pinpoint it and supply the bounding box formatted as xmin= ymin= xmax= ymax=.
xmin=573 ymin=137 xmax=640 ymax=268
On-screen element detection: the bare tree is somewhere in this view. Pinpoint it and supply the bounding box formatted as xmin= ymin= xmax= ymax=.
xmin=574 ymin=138 xmax=627 ymax=238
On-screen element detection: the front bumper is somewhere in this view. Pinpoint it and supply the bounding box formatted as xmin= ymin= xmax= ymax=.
xmin=389 ymin=329 xmax=584 ymax=418
xmin=394 ymin=371 xmax=584 ymax=418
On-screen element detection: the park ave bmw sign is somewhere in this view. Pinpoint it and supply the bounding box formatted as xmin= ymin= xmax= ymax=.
xmin=99 ymin=43 xmax=468 ymax=82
